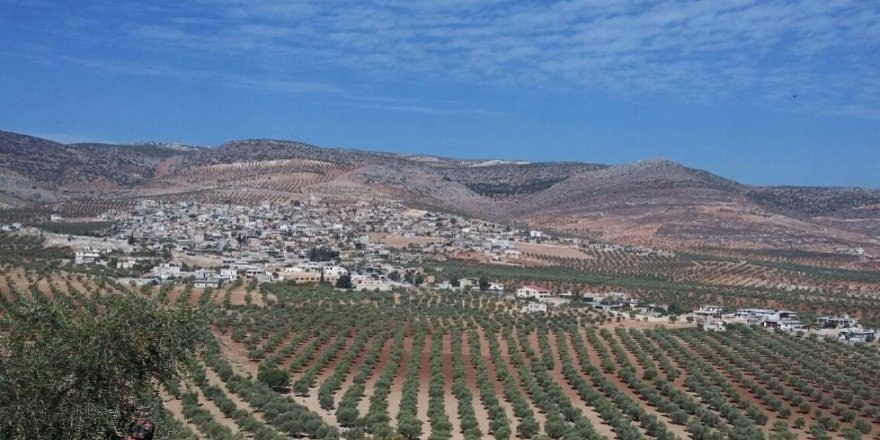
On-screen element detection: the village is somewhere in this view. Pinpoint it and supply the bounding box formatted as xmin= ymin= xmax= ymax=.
xmin=691 ymin=304 xmax=877 ymax=344
xmin=46 ymin=198 xmax=564 ymax=292
xmin=8 ymin=197 xmax=878 ymax=349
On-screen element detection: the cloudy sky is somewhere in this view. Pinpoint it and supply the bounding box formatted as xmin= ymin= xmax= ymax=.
xmin=1 ymin=0 xmax=878 ymax=186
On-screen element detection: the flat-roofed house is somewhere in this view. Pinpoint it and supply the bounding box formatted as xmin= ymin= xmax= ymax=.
xmin=735 ymin=308 xmax=777 ymax=322
xmin=75 ymin=250 xmax=101 ymax=265
xmin=521 ymin=302 xmax=547 ymax=313
xmin=762 ymin=318 xmax=805 ymax=332
xmin=516 ymin=285 xmax=552 ymax=299
xmin=838 ymin=329 xmax=875 ymax=344
xmin=694 ymin=305 xmax=723 ymax=319
xmin=818 ymin=315 xmax=857 ymax=328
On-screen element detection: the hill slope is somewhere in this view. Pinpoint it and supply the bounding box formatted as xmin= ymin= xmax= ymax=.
xmin=1 ymin=130 xmax=878 ymax=253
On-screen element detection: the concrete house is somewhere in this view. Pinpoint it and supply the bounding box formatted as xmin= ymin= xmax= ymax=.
xmin=321 ymin=266 xmax=349 ymax=283
xmin=487 ymin=282 xmax=505 ymax=293
xmin=838 ymin=329 xmax=875 ymax=344
xmin=521 ymin=302 xmax=548 ymax=313
xmin=694 ymin=305 xmax=723 ymax=319
xmin=194 ymin=278 xmax=223 ymax=289
xmin=735 ymin=308 xmax=777 ymax=322
xmin=516 ymin=285 xmax=552 ymax=299
xmin=762 ymin=318 xmax=805 ymax=332
xmin=818 ymin=315 xmax=857 ymax=328
xmin=282 ymin=267 xmax=322 ymax=283
xmin=75 ymin=250 xmax=101 ymax=265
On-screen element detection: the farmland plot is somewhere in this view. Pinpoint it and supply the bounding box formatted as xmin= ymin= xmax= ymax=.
xmin=4 ymin=269 xmax=880 ymax=439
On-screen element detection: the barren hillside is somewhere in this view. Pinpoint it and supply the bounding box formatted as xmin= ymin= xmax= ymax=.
xmin=1 ymin=130 xmax=879 ymax=255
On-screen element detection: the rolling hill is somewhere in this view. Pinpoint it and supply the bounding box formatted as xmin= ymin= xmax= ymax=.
xmin=1 ymin=130 xmax=878 ymax=255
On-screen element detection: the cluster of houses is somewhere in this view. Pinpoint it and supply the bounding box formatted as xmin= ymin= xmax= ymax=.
xmin=692 ymin=305 xmax=876 ymax=344
xmin=434 ymin=278 xmax=505 ymax=292
xmin=55 ymin=198 xmax=584 ymax=292
xmin=512 ymin=285 xmax=643 ymax=314
xmin=71 ymin=197 xmax=679 ymax=283
xmin=102 ymin=199 xmax=562 ymax=266
xmin=7 ymin=195 xmax=696 ymax=305
xmin=50 ymin=196 xmax=677 ymax=298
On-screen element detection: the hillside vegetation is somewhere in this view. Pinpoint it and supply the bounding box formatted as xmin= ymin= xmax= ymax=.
xmin=3 ymin=267 xmax=880 ymax=439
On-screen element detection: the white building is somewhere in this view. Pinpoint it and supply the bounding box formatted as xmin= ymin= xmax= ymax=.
xmin=74 ymin=250 xmax=101 ymax=265
xmin=818 ymin=315 xmax=857 ymax=328
xmin=516 ymin=285 xmax=552 ymax=299
xmin=487 ymin=282 xmax=505 ymax=293
xmin=282 ymin=266 xmax=321 ymax=283
xmin=116 ymin=258 xmax=137 ymax=269
xmin=152 ymin=262 xmax=182 ymax=280
xmin=435 ymin=280 xmax=454 ymax=290
xmin=701 ymin=320 xmax=725 ymax=332
xmin=735 ymin=308 xmax=777 ymax=322
xmin=351 ymin=275 xmax=392 ymax=292
xmin=762 ymin=318 xmax=805 ymax=332
xmin=322 ymin=266 xmax=349 ymax=283
xmin=194 ymin=278 xmax=223 ymax=289
xmin=521 ymin=302 xmax=547 ymax=313
xmin=838 ymin=329 xmax=875 ymax=344
xmin=0 ymin=223 xmax=21 ymax=231
xmin=244 ymin=268 xmax=269 ymax=279
xmin=219 ymin=268 xmax=241 ymax=281
xmin=694 ymin=305 xmax=723 ymax=319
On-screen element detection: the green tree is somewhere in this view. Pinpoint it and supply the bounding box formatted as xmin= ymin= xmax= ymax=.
xmin=257 ymin=366 xmax=291 ymax=390
xmin=397 ymin=413 xmax=423 ymax=439
xmin=337 ymin=407 xmax=359 ymax=427
xmin=810 ymin=424 xmax=832 ymax=440
xmin=0 ymin=295 xmax=209 ymax=439
xmin=517 ymin=416 xmax=539 ymax=438
xmin=842 ymin=428 xmax=863 ymax=440
xmin=478 ymin=275 xmax=489 ymax=292
xmin=335 ymin=274 xmax=353 ymax=289
xmin=769 ymin=421 xmax=797 ymax=440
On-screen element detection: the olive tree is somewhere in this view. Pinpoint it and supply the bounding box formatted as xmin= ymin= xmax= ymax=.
xmin=0 ymin=294 xmax=210 ymax=439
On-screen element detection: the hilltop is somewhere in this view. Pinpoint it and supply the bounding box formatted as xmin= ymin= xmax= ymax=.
xmin=1 ymin=130 xmax=878 ymax=255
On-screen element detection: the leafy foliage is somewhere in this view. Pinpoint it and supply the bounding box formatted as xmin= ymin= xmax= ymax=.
xmin=0 ymin=295 xmax=210 ymax=439
xmin=257 ymin=366 xmax=291 ymax=389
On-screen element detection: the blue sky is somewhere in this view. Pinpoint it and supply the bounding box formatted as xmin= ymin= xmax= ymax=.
xmin=1 ymin=0 xmax=878 ymax=187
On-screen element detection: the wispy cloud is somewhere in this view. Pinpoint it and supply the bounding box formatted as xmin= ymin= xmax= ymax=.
xmin=17 ymin=0 xmax=880 ymax=119
xmin=343 ymin=101 xmax=505 ymax=117
xmin=60 ymin=56 xmax=344 ymax=96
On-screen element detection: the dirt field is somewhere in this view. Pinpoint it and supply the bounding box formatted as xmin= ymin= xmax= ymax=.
xmin=371 ymin=233 xmax=447 ymax=249
xmin=516 ymin=242 xmax=593 ymax=259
